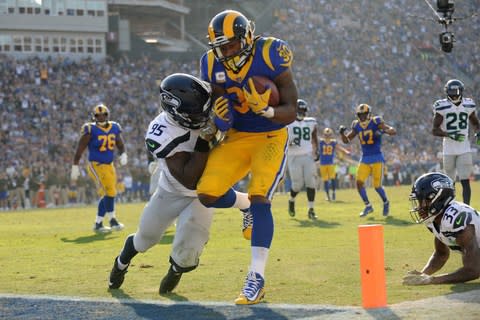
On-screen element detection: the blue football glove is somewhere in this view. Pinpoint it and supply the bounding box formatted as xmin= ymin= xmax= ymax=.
xmin=213 ymin=96 xmax=233 ymax=132
xmin=448 ymin=131 xmax=465 ymax=142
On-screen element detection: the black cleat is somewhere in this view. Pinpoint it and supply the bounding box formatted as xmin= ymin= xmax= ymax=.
xmin=159 ymin=266 xmax=183 ymax=294
xmin=288 ymin=200 xmax=296 ymax=217
xmin=108 ymin=256 xmax=129 ymax=289
xmin=308 ymin=208 xmax=318 ymax=220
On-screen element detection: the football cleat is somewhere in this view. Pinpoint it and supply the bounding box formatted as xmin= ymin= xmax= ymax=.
xmin=93 ymin=222 xmax=111 ymax=234
xmin=325 ymin=194 xmax=331 ymax=201
xmin=288 ymin=200 xmax=295 ymax=217
xmin=308 ymin=208 xmax=317 ymax=220
xmin=359 ymin=204 xmax=374 ymax=217
xmin=159 ymin=265 xmax=183 ymax=294
xmin=108 ymin=256 xmax=129 ymax=289
xmin=110 ymin=218 xmax=125 ymax=231
xmin=234 ymin=271 xmax=265 ymax=305
xmin=383 ymin=201 xmax=390 ymax=217
xmin=241 ymin=209 xmax=253 ymax=240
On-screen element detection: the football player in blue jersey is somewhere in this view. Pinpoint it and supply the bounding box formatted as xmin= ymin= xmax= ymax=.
xmin=339 ymin=104 xmax=396 ymax=217
xmin=71 ymin=104 xmax=127 ymax=233
xmin=197 ymin=9 xmax=298 ymax=305
xmin=318 ymin=127 xmax=350 ymax=202
xmin=403 ymin=172 xmax=480 ymax=285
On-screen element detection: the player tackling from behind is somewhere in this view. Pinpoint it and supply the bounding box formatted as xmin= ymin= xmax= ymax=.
xmin=108 ymin=73 xmax=250 ymax=294
xmin=403 ymin=172 xmax=480 ymax=285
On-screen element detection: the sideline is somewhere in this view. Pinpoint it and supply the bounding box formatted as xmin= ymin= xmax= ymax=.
xmin=1 ymin=290 xmax=480 ymax=319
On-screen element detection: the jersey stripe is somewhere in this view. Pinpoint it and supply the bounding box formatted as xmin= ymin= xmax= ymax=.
xmin=156 ymin=131 xmax=191 ymax=158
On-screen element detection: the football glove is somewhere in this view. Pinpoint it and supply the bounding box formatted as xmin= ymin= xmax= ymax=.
xmin=119 ymin=152 xmax=128 ymax=166
xmin=243 ymin=78 xmax=274 ymax=118
xmin=475 ymin=132 xmax=480 ymax=145
xmin=71 ymin=165 xmax=80 ymax=181
xmin=402 ymin=271 xmax=433 ymax=286
xmin=448 ymin=131 xmax=465 ymax=142
xmin=213 ymin=96 xmax=233 ymax=132
xmin=338 ymin=125 xmax=347 ymax=135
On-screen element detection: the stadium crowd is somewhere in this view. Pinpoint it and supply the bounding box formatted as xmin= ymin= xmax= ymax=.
xmin=1 ymin=0 xmax=479 ymax=210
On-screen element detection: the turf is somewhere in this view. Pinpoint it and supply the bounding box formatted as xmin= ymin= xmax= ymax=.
xmin=1 ymin=182 xmax=479 ymax=306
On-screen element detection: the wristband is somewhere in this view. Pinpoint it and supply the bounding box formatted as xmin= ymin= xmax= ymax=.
xmin=194 ymin=137 xmax=210 ymax=153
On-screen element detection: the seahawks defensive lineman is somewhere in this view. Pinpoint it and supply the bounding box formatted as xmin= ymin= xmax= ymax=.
xmin=432 ymin=79 xmax=480 ymax=205
xmin=108 ymin=73 xmax=250 ymax=295
xmin=403 ymin=172 xmax=480 ymax=285
xmin=286 ymin=99 xmax=319 ymax=219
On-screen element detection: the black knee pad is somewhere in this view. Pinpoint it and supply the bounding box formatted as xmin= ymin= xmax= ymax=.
xmin=169 ymin=256 xmax=197 ymax=273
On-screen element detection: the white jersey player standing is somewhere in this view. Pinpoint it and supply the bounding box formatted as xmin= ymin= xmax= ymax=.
xmin=403 ymin=172 xmax=480 ymax=285
xmin=108 ymin=73 xmax=250 ymax=295
xmin=286 ymin=99 xmax=319 ymax=219
xmin=432 ymin=79 xmax=480 ymax=205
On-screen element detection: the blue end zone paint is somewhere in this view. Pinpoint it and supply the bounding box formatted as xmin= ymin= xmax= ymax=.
xmin=0 ymin=294 xmax=358 ymax=320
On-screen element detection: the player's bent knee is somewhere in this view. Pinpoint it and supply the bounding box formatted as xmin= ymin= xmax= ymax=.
xmin=170 ymin=218 xmax=210 ymax=270
xmin=133 ymin=233 xmax=160 ymax=253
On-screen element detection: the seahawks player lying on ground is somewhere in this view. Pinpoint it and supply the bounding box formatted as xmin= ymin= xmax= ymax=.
xmin=403 ymin=172 xmax=480 ymax=285
xmin=108 ymin=73 xmax=250 ymax=294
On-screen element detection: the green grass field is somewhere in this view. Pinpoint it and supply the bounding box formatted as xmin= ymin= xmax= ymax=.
xmin=1 ymin=182 xmax=480 ymax=306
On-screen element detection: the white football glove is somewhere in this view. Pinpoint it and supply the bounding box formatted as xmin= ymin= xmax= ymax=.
xmin=148 ymin=161 xmax=158 ymax=175
xmin=402 ymin=271 xmax=433 ymax=286
xmin=71 ymin=165 xmax=80 ymax=181
xmin=119 ymin=153 xmax=128 ymax=166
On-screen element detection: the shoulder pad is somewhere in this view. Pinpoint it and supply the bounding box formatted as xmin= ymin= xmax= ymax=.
xmin=81 ymin=123 xmax=92 ymax=135
xmin=463 ymin=98 xmax=476 ymax=108
xmin=258 ymin=36 xmax=293 ymax=71
xmin=351 ymin=120 xmax=359 ymax=128
xmin=145 ymin=115 xmax=191 ymax=159
xmin=304 ymin=117 xmax=317 ymax=123
xmin=372 ymin=116 xmax=383 ymax=125
xmin=433 ymin=99 xmax=452 ymax=111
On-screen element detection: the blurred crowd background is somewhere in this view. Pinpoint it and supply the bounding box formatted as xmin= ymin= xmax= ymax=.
xmin=1 ymin=0 xmax=479 ymax=210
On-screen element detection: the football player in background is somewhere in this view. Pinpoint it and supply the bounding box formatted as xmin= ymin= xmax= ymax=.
xmin=71 ymin=104 xmax=127 ymax=233
xmin=286 ymin=99 xmax=318 ymax=219
xmin=318 ymin=127 xmax=350 ymax=202
xmin=403 ymin=172 xmax=480 ymax=285
xmin=339 ymin=103 xmax=396 ymax=217
xmin=197 ymin=10 xmax=298 ymax=304
xmin=432 ymin=79 xmax=480 ymax=205
xmin=108 ymin=73 xmax=250 ymax=295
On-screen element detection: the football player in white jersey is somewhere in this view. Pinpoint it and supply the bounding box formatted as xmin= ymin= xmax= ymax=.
xmin=286 ymin=99 xmax=319 ymax=219
xmin=432 ymin=79 xmax=480 ymax=205
xmin=108 ymin=73 xmax=250 ymax=294
xmin=403 ymin=172 xmax=480 ymax=285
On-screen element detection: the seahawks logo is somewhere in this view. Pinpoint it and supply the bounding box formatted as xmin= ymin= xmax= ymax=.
xmin=431 ymin=178 xmax=453 ymax=190
xmin=160 ymin=92 xmax=180 ymax=107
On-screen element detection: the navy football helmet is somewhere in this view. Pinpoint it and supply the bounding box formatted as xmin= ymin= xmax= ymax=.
xmin=207 ymin=10 xmax=255 ymax=73
xmin=297 ymin=99 xmax=308 ymax=120
xmin=409 ymin=172 xmax=455 ymax=224
xmin=159 ymin=73 xmax=212 ymax=129
xmin=444 ymin=79 xmax=464 ymax=104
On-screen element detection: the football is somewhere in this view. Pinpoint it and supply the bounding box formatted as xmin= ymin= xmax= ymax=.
xmin=250 ymin=75 xmax=280 ymax=107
